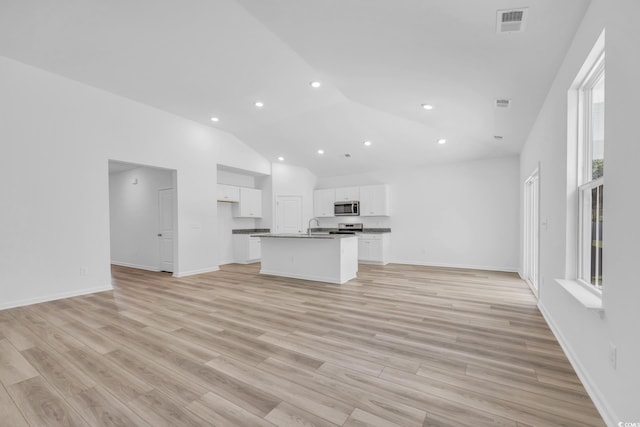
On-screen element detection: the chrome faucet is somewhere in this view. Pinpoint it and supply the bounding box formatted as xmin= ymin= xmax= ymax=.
xmin=308 ymin=217 xmax=320 ymax=235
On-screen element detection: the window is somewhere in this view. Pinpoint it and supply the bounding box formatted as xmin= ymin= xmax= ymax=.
xmin=577 ymin=52 xmax=604 ymax=290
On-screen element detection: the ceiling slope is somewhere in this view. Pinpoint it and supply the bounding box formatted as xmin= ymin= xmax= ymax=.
xmin=0 ymin=0 xmax=589 ymax=176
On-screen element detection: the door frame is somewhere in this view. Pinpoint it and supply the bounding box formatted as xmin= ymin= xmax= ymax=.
xmin=107 ymin=160 xmax=179 ymax=276
xmin=523 ymin=166 xmax=540 ymax=297
xmin=158 ymin=187 xmax=176 ymax=273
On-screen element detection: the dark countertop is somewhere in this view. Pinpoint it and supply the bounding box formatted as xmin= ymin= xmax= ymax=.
xmin=234 ymin=228 xmax=390 ymax=235
xmin=359 ymin=228 xmax=391 ymax=234
xmin=310 ymin=228 xmax=391 ymax=234
xmin=232 ymin=228 xmax=270 ymax=234
xmin=252 ymin=233 xmax=357 ymax=239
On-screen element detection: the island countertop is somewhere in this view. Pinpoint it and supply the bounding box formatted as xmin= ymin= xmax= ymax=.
xmin=251 ymin=233 xmax=356 ymax=239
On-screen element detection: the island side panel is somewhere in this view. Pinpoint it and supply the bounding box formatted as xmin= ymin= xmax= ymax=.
xmin=259 ymin=237 xmax=357 ymax=284
xmin=339 ymin=237 xmax=358 ymax=283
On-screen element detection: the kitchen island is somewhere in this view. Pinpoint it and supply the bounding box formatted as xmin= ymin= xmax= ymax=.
xmin=254 ymin=234 xmax=358 ymax=284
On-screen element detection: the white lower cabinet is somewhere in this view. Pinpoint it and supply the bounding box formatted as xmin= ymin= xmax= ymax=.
xmin=358 ymin=234 xmax=390 ymax=265
xmin=233 ymin=235 xmax=261 ymax=264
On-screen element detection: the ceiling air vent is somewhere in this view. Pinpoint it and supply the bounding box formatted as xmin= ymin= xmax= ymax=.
xmin=495 ymin=99 xmax=511 ymax=109
xmin=496 ymin=8 xmax=528 ymax=34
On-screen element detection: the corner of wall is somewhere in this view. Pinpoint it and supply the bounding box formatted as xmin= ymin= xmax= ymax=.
xmin=537 ymin=301 xmax=618 ymax=426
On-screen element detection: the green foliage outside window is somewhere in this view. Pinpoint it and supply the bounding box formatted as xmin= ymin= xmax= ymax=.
xmin=592 ymin=159 xmax=603 ymax=180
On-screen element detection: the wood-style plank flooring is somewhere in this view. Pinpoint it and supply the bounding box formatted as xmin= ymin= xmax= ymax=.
xmin=0 ymin=263 xmax=605 ymax=426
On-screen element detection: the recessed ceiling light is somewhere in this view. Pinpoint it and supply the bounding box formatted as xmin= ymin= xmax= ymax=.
xmin=422 ymin=104 xmax=434 ymax=110
xmin=254 ymin=101 xmax=264 ymax=108
xmin=363 ymin=140 xmax=372 ymax=146
xmin=437 ymin=138 xmax=447 ymax=145
xmin=317 ymin=149 xmax=325 ymax=155
xmin=310 ymin=81 xmax=322 ymax=88
xmin=278 ymin=156 xmax=285 ymax=161
xmin=210 ymin=117 xmax=219 ymax=122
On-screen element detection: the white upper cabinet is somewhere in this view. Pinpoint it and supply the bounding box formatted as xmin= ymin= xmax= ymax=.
xmin=217 ymin=184 xmax=240 ymax=202
xmin=359 ymin=185 xmax=389 ymax=216
xmin=335 ymin=186 xmax=360 ymax=201
xmin=233 ymin=187 xmax=262 ymax=218
xmin=314 ymin=184 xmax=390 ymax=217
xmin=314 ymin=188 xmax=335 ymax=217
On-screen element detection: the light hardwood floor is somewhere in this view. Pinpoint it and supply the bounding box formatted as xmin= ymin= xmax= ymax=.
xmin=0 ymin=263 xmax=604 ymax=426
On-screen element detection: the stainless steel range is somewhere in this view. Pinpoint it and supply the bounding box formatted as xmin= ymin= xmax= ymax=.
xmin=329 ymin=223 xmax=363 ymax=234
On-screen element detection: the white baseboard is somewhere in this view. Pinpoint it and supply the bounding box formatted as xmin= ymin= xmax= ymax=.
xmin=111 ymin=260 xmax=161 ymax=272
xmin=173 ymin=266 xmax=220 ymax=278
xmin=391 ymin=259 xmax=518 ymax=273
xmin=0 ymin=284 xmax=114 ymax=311
xmin=537 ymin=302 xmax=617 ymax=427
xmin=358 ymin=260 xmax=389 ymax=265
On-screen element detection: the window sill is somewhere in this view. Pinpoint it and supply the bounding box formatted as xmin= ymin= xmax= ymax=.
xmin=555 ymin=279 xmax=603 ymax=312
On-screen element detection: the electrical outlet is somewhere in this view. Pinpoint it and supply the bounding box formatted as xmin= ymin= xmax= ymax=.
xmin=80 ymin=267 xmax=89 ymax=276
xmin=609 ymin=342 xmax=617 ymax=369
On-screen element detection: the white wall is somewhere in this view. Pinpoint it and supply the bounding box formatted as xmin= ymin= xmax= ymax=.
xmin=519 ymin=0 xmax=640 ymax=422
xmin=217 ymin=169 xmax=256 ymax=188
xmin=109 ymin=166 xmax=173 ymax=271
xmin=318 ymin=156 xmax=520 ymax=272
xmin=271 ymin=163 xmax=317 ymax=232
xmin=0 ymin=55 xmax=270 ymax=309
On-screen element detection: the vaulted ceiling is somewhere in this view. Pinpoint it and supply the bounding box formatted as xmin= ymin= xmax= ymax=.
xmin=0 ymin=0 xmax=589 ymax=177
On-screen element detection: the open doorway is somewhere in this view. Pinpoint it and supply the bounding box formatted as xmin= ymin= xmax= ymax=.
xmin=523 ymin=167 xmax=540 ymax=296
xmin=108 ymin=160 xmax=177 ymax=273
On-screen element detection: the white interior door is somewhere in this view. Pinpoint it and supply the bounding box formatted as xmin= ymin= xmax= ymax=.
xmin=276 ymin=196 xmax=303 ymax=234
xmin=158 ymin=188 xmax=174 ymax=272
xmin=524 ymin=169 xmax=540 ymax=293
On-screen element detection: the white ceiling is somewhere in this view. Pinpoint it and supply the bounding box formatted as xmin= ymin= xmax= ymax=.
xmin=0 ymin=0 xmax=589 ymax=177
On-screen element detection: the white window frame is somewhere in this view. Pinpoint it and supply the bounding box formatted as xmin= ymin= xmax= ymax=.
xmin=577 ymin=177 xmax=604 ymax=291
xmin=577 ymin=54 xmax=605 ymax=185
xmin=576 ymin=52 xmax=605 ymax=293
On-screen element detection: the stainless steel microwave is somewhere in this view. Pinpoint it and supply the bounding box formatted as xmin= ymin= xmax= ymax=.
xmin=334 ymin=201 xmax=359 ymax=216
